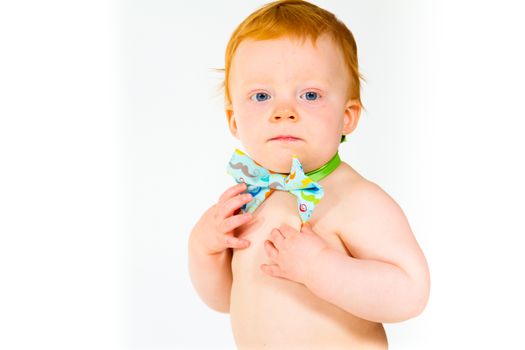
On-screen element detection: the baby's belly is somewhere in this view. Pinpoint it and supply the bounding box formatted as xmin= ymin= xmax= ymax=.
xmin=230 ymin=192 xmax=387 ymax=349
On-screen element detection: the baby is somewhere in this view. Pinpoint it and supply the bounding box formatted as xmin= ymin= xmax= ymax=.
xmin=188 ymin=1 xmax=430 ymax=349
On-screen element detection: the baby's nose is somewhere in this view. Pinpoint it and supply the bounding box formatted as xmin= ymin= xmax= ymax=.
xmin=271 ymin=110 xmax=298 ymax=122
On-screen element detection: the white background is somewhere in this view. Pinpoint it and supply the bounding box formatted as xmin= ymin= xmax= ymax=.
xmin=1 ymin=0 xmax=524 ymax=349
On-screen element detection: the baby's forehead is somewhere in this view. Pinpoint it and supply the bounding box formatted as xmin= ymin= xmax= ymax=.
xmin=231 ymin=35 xmax=347 ymax=85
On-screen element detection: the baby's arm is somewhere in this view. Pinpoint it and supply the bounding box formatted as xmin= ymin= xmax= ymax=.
xmin=188 ymin=207 xmax=233 ymax=313
xmin=188 ymin=183 xmax=253 ymax=313
xmin=305 ymin=181 xmax=430 ymax=323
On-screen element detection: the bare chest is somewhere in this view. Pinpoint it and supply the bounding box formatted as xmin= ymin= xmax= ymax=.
xmin=231 ymin=190 xmax=347 ymax=279
xmin=229 ymin=190 xmax=388 ymax=348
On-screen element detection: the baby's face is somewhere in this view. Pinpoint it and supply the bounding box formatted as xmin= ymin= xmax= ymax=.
xmin=226 ymin=34 xmax=360 ymax=173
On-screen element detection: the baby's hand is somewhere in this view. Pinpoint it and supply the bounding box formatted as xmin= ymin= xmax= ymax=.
xmin=261 ymin=222 xmax=330 ymax=285
xmin=204 ymin=182 xmax=254 ymax=255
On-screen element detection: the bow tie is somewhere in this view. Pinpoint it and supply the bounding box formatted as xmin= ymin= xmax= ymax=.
xmin=226 ymin=148 xmax=340 ymax=223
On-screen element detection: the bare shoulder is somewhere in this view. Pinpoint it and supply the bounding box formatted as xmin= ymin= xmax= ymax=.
xmin=329 ymin=162 xmax=430 ymax=285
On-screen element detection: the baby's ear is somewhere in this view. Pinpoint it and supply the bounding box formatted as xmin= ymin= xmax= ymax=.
xmin=342 ymin=99 xmax=361 ymax=136
xmin=225 ymin=104 xmax=239 ymax=139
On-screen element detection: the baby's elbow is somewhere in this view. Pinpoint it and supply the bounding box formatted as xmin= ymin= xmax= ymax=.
xmin=388 ymin=290 xmax=429 ymax=323
xmin=213 ymin=306 xmax=230 ymax=314
xmin=408 ymin=277 xmax=430 ymax=319
xmin=205 ymin=300 xmax=230 ymax=314
xmin=417 ymin=288 xmax=430 ymax=317
xmin=406 ymin=255 xmax=431 ymax=319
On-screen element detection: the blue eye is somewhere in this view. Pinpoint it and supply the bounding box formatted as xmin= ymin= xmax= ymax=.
xmin=251 ymin=92 xmax=271 ymax=102
xmin=301 ymin=91 xmax=320 ymax=101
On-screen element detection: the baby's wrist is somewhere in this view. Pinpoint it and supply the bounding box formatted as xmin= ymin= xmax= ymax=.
xmin=305 ymin=246 xmax=332 ymax=289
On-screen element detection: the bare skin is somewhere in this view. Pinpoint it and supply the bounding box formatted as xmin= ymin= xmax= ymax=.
xmin=190 ymin=33 xmax=429 ymax=349
xmin=229 ymin=162 xmax=388 ymax=350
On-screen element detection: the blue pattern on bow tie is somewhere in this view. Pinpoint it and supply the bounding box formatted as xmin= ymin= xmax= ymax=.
xmin=226 ymin=149 xmax=324 ymax=223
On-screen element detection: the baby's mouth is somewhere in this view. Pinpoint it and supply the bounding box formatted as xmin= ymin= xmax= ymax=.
xmin=271 ymin=137 xmax=300 ymax=142
xmin=268 ymin=135 xmax=302 ymax=142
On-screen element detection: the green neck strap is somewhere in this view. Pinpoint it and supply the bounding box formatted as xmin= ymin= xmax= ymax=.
xmin=305 ymin=152 xmax=341 ymax=182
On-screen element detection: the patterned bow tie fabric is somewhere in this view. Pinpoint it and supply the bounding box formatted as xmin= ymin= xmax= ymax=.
xmin=226 ymin=149 xmax=324 ymax=223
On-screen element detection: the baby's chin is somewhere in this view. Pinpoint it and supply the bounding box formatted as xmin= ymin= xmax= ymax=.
xmin=265 ymin=160 xmax=296 ymax=174
xmin=251 ymin=150 xmax=308 ymax=173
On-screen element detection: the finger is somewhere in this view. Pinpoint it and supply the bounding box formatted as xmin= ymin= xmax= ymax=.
xmin=218 ymin=182 xmax=247 ymax=204
xmin=218 ymin=211 xmax=253 ymax=234
xmin=218 ymin=192 xmax=253 ymax=219
xmin=264 ymin=239 xmax=278 ymax=258
xmin=278 ymin=224 xmax=295 ymax=238
xmin=224 ymin=234 xmax=251 ymax=249
xmin=270 ymin=228 xmax=285 ymax=243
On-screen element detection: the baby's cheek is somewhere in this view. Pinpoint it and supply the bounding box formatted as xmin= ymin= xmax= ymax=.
xmin=243 ymin=103 xmax=270 ymax=118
